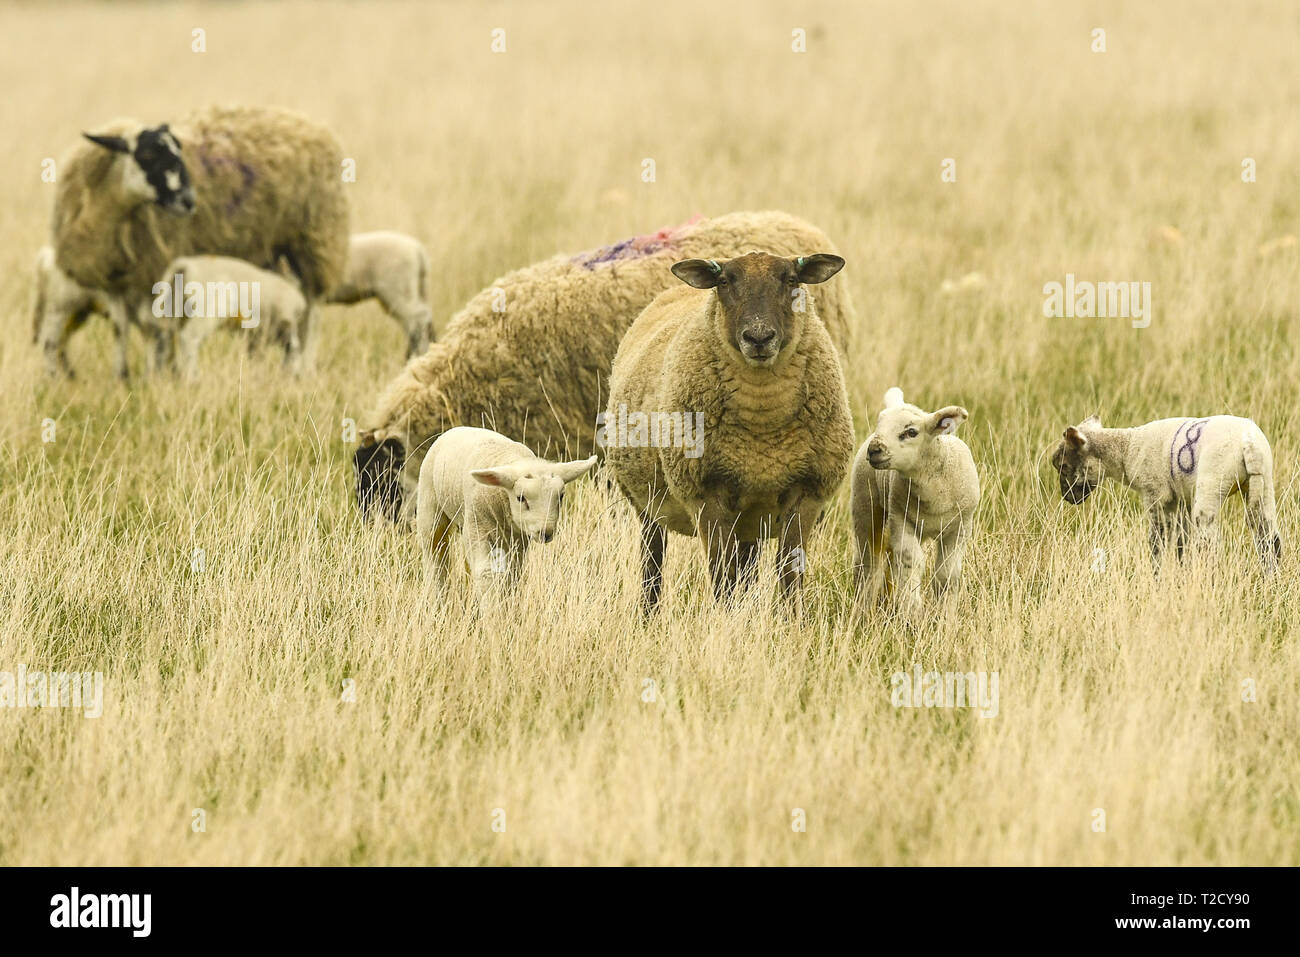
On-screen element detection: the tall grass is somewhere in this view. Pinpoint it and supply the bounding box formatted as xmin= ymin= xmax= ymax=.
xmin=0 ymin=0 xmax=1297 ymax=864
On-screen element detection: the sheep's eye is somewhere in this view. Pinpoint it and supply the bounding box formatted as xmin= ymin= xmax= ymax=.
xmin=902 ymin=428 xmax=918 ymax=440
xmin=517 ymin=496 xmax=528 ymax=509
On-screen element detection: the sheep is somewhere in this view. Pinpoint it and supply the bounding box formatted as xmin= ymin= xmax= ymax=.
xmin=328 ymin=231 xmax=432 ymax=357
xmin=155 ymin=255 xmax=308 ymax=381
xmin=50 ymin=105 xmax=349 ymax=379
xmin=30 ymin=245 xmax=122 ymax=378
xmin=603 ymin=251 xmax=855 ymax=611
xmin=416 ymin=426 xmax=597 ymax=594
xmin=355 ymin=210 xmax=857 ymax=523
xmin=1050 ymin=414 xmax=1281 ymax=572
xmin=851 ymin=388 xmax=980 ymax=616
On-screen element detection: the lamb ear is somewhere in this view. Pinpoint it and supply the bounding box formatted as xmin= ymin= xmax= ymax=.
xmin=794 ymin=253 xmax=845 ymax=284
xmin=930 ymin=406 xmax=968 ymax=435
xmin=671 ymin=259 xmax=723 ymax=289
xmin=83 ymin=131 xmax=131 ymax=153
xmin=555 ymin=455 xmax=598 ymax=484
xmin=1082 ymin=414 xmax=1101 ymax=428
xmin=471 ymin=468 xmax=517 ymax=490
xmin=1063 ymin=426 xmax=1087 ymax=450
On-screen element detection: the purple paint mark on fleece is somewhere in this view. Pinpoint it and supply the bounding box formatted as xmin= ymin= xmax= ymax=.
xmin=1169 ymin=418 xmax=1209 ymax=480
xmin=571 ymin=215 xmax=705 ymax=270
xmin=194 ymin=142 xmax=258 ymax=215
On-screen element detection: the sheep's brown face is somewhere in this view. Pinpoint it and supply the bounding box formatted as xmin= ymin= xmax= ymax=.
xmin=671 ymin=252 xmax=845 ymax=367
xmin=83 ymin=124 xmax=196 ymax=216
xmin=1051 ymin=426 xmax=1103 ymax=504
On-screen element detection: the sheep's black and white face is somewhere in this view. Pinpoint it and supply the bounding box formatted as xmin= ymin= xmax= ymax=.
xmin=1051 ymin=424 xmax=1104 ymax=504
xmin=865 ymin=389 xmax=968 ymax=474
xmin=354 ymin=435 xmax=406 ymax=522
xmin=83 ymin=124 xmax=196 ymax=216
xmin=671 ymin=252 xmax=844 ymax=367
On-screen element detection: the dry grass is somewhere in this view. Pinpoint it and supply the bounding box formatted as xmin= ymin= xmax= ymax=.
xmin=1 ymin=0 xmax=1298 ymax=865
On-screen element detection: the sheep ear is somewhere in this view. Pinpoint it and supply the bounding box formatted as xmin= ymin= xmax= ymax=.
xmin=930 ymin=406 xmax=968 ymax=435
xmin=671 ymin=259 xmax=723 ymax=289
xmin=471 ymin=468 xmax=517 ymax=490
xmin=884 ymin=387 xmax=905 ymax=409
xmin=1082 ymin=414 xmax=1101 ymax=428
xmin=1064 ymin=426 xmax=1087 ymax=450
xmin=83 ymin=131 xmax=131 ymax=153
xmin=794 ymin=254 xmax=845 ymax=284
xmin=555 ymin=455 xmax=598 ymax=484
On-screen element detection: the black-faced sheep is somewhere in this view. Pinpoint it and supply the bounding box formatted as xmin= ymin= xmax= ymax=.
xmin=1051 ymin=414 xmax=1280 ymax=571
xmin=51 ymin=105 xmax=349 ymax=378
xmin=416 ymin=426 xmax=596 ymax=594
xmin=604 ymin=252 xmax=855 ymax=611
xmin=355 ymin=210 xmax=857 ymax=523
xmin=329 ymin=231 xmax=432 ymax=358
xmin=851 ymin=388 xmax=980 ymax=615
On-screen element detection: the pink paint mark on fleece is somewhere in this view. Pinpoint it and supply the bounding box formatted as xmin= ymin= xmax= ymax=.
xmin=572 ymin=215 xmax=706 ymax=269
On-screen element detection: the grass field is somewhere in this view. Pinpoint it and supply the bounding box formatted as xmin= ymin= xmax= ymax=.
xmin=2 ymin=0 xmax=1298 ymax=865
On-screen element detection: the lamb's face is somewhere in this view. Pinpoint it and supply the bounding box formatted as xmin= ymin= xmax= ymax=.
xmin=865 ymin=390 xmax=968 ymax=474
xmin=1051 ymin=424 xmax=1104 ymax=504
xmin=83 ymin=124 xmax=196 ymax=216
xmin=506 ymin=474 xmax=568 ymax=543
xmin=671 ymin=252 xmax=845 ymax=367
xmin=472 ymin=455 xmax=597 ymax=544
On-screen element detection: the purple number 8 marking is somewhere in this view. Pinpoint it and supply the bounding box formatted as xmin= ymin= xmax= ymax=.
xmin=1170 ymin=419 xmax=1208 ymax=479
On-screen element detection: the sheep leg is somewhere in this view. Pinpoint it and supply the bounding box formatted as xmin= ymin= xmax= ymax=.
xmin=888 ymin=522 xmax=926 ymax=616
xmin=736 ymin=541 xmax=760 ymax=591
xmin=105 ymin=298 xmax=131 ymax=381
xmin=777 ymin=499 xmax=821 ymax=602
xmin=1187 ymin=483 xmax=1227 ymax=567
xmin=639 ymin=517 xmax=667 ymax=612
xmin=699 ymin=502 xmax=741 ymax=602
xmin=1147 ymin=506 xmax=1180 ymax=573
xmin=400 ymin=305 xmax=433 ymax=358
xmin=1244 ymin=476 xmax=1281 ymax=573
xmin=932 ymin=521 xmax=968 ymax=599
xmin=419 ymin=511 xmax=455 ymax=583
xmin=467 ymin=533 xmax=519 ymax=597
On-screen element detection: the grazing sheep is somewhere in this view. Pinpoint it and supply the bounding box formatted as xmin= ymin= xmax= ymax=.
xmin=1051 ymin=414 xmax=1281 ymax=571
xmin=604 ymin=252 xmax=855 ymax=611
xmin=329 ymin=231 xmax=432 ymax=357
xmin=51 ymin=105 xmax=349 ymax=378
xmin=356 ymin=210 xmax=857 ymax=522
xmin=416 ymin=426 xmax=597 ymax=594
xmin=851 ymin=388 xmax=980 ymax=615
xmin=156 ymin=255 xmax=308 ymax=381
xmin=30 ymin=245 xmax=121 ymax=378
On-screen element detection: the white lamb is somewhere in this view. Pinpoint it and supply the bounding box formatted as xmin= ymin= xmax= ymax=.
xmin=1051 ymin=414 xmax=1281 ymax=571
xmin=851 ymin=388 xmax=980 ymax=614
xmin=157 ymin=255 xmax=308 ymax=381
xmin=416 ymin=426 xmax=596 ymax=594
xmin=31 ymin=245 xmax=121 ymax=378
xmin=329 ymin=231 xmax=433 ymax=357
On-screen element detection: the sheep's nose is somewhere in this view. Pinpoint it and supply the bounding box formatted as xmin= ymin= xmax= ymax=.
xmin=537 ymin=530 xmax=554 ymax=544
xmin=867 ymin=439 xmax=884 ymax=456
xmin=741 ymin=327 xmax=776 ymax=348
